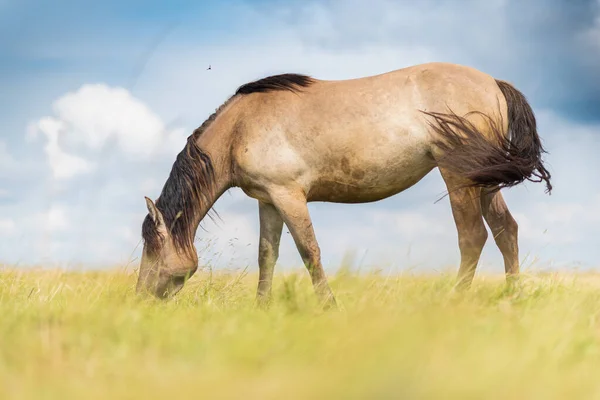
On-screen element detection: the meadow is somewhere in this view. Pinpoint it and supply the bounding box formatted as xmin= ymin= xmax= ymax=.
xmin=2 ymin=266 xmax=600 ymax=399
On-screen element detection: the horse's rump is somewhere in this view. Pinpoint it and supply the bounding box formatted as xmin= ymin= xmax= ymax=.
xmin=424 ymin=80 xmax=552 ymax=194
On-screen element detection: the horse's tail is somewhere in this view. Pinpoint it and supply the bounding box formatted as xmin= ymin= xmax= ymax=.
xmin=424 ymin=79 xmax=552 ymax=194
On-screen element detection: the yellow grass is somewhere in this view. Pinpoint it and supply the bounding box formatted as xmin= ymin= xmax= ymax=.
xmin=1 ymin=267 xmax=600 ymax=399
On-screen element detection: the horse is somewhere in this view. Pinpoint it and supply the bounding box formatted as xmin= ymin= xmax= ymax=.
xmin=137 ymin=62 xmax=552 ymax=308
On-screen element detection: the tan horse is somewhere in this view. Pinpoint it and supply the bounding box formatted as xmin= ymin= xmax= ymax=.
xmin=137 ymin=62 xmax=552 ymax=307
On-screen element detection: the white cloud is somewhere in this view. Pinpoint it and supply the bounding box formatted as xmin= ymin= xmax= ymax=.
xmin=52 ymin=84 xmax=165 ymax=156
xmin=0 ymin=219 xmax=15 ymax=236
xmin=45 ymin=205 xmax=69 ymax=232
xmin=36 ymin=117 xmax=95 ymax=179
xmin=29 ymin=84 xmax=186 ymax=181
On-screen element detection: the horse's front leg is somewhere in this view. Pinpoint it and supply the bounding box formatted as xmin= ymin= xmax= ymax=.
xmin=256 ymin=201 xmax=284 ymax=307
xmin=268 ymin=187 xmax=337 ymax=309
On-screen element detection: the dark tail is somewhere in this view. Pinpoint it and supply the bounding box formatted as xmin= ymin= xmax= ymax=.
xmin=424 ymin=79 xmax=552 ymax=194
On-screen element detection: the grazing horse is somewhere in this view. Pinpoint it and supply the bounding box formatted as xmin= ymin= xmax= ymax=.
xmin=137 ymin=62 xmax=552 ymax=307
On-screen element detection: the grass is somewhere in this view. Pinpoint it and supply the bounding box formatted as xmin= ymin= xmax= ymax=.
xmin=1 ymin=267 xmax=600 ymax=399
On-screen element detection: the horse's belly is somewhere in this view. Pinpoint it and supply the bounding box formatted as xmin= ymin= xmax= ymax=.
xmin=306 ymin=160 xmax=435 ymax=203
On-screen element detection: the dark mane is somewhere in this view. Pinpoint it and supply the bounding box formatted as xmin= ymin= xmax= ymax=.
xmin=235 ymin=73 xmax=315 ymax=95
xmin=142 ymin=72 xmax=314 ymax=256
xmin=141 ymin=99 xmax=233 ymax=257
xmin=141 ymin=137 xmax=215 ymax=257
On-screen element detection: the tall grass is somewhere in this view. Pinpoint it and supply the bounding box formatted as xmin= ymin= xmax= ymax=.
xmin=1 ymin=267 xmax=600 ymax=399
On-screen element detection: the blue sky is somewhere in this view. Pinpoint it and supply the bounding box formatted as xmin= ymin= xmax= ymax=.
xmin=1 ymin=0 xmax=599 ymax=274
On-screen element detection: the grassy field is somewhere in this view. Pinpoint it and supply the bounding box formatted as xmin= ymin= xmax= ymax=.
xmin=1 ymin=267 xmax=600 ymax=399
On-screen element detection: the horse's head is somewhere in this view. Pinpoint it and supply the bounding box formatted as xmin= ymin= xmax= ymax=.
xmin=136 ymin=197 xmax=198 ymax=299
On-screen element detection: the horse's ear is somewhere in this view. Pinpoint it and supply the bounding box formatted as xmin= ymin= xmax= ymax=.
xmin=145 ymin=197 xmax=166 ymax=230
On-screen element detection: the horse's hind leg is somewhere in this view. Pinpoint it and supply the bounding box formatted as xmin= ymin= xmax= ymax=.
xmin=480 ymin=189 xmax=519 ymax=284
xmin=256 ymin=201 xmax=284 ymax=307
xmin=268 ymin=187 xmax=336 ymax=309
xmin=440 ymin=169 xmax=489 ymax=291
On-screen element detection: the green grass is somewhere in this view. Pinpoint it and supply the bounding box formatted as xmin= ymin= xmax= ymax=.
xmin=1 ymin=267 xmax=600 ymax=399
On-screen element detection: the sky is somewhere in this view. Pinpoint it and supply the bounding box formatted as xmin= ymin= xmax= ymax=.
xmin=1 ymin=0 xmax=599 ymax=275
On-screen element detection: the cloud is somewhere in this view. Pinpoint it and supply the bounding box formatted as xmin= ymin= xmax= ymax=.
xmin=44 ymin=205 xmax=69 ymax=232
xmin=51 ymin=84 xmax=165 ymax=156
xmin=0 ymin=218 xmax=15 ymax=236
xmin=28 ymin=84 xmax=187 ymax=181
xmin=0 ymin=82 xmax=193 ymax=266
xmin=35 ymin=117 xmax=95 ymax=179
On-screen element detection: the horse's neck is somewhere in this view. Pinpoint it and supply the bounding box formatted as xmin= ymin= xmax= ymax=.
xmin=188 ymin=114 xmax=235 ymax=230
xmin=182 ymin=161 xmax=231 ymax=248
xmin=195 ymin=97 xmax=239 ymax=178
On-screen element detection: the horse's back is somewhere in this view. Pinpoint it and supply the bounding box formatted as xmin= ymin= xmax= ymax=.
xmin=318 ymin=62 xmax=504 ymax=114
xmin=232 ymin=63 xmax=507 ymax=203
